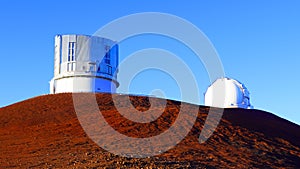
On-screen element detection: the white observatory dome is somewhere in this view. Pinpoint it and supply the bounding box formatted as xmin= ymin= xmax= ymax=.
xmin=204 ymin=78 xmax=253 ymax=109
xmin=50 ymin=34 xmax=119 ymax=94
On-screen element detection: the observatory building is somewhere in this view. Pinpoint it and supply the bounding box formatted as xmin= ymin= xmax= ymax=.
xmin=50 ymin=34 xmax=119 ymax=94
xmin=204 ymin=78 xmax=253 ymax=109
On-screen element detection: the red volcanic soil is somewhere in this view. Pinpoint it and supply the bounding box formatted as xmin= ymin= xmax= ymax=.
xmin=0 ymin=93 xmax=299 ymax=168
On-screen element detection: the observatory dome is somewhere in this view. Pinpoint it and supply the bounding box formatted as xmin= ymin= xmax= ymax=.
xmin=49 ymin=34 xmax=119 ymax=94
xmin=204 ymin=78 xmax=253 ymax=109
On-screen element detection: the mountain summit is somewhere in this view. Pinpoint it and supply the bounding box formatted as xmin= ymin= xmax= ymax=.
xmin=0 ymin=93 xmax=299 ymax=168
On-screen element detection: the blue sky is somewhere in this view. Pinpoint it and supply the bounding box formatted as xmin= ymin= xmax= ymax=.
xmin=0 ymin=1 xmax=299 ymax=125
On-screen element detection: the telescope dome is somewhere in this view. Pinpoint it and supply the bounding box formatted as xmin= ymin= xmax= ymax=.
xmin=204 ymin=78 xmax=253 ymax=109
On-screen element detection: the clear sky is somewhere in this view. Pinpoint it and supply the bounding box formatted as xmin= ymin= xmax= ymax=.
xmin=0 ymin=1 xmax=299 ymax=125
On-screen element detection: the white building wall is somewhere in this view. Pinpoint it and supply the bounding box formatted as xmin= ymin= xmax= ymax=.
xmin=52 ymin=77 xmax=117 ymax=93
xmin=50 ymin=34 xmax=119 ymax=94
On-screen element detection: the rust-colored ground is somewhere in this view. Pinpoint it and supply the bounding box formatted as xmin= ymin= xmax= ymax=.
xmin=0 ymin=93 xmax=299 ymax=168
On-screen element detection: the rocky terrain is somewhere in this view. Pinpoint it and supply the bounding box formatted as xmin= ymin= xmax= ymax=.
xmin=0 ymin=93 xmax=299 ymax=168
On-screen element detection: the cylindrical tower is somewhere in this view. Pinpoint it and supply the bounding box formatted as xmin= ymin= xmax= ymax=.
xmin=204 ymin=78 xmax=253 ymax=109
xmin=50 ymin=34 xmax=119 ymax=94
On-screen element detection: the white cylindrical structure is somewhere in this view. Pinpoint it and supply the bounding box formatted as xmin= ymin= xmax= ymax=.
xmin=50 ymin=34 xmax=119 ymax=94
xmin=204 ymin=78 xmax=253 ymax=109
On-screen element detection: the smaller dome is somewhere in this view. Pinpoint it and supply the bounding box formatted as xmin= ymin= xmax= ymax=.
xmin=204 ymin=78 xmax=253 ymax=109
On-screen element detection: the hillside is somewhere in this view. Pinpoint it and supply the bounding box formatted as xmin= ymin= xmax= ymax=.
xmin=0 ymin=93 xmax=299 ymax=168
